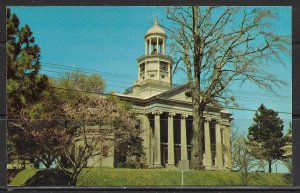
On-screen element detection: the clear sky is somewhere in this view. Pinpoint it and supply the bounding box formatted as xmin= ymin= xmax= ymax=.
xmin=9 ymin=6 xmax=292 ymax=173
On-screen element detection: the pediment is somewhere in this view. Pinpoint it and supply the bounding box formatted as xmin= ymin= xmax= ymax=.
xmin=155 ymin=84 xmax=192 ymax=103
xmin=154 ymin=84 xmax=223 ymax=110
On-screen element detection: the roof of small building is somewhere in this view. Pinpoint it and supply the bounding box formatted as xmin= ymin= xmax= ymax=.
xmin=145 ymin=17 xmax=166 ymax=36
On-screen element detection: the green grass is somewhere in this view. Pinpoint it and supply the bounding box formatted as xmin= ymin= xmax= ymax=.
xmin=9 ymin=168 xmax=38 ymax=186
xmin=77 ymin=168 xmax=291 ymax=186
xmin=9 ymin=168 xmax=291 ymax=186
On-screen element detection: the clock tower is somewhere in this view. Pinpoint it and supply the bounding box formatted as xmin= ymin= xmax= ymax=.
xmin=126 ymin=17 xmax=173 ymax=97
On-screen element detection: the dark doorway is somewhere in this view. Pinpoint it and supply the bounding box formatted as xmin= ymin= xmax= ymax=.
xmin=161 ymin=144 xmax=168 ymax=166
xmin=174 ymin=146 xmax=181 ymax=166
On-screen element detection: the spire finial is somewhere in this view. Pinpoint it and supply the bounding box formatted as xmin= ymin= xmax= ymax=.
xmin=153 ymin=14 xmax=158 ymax=25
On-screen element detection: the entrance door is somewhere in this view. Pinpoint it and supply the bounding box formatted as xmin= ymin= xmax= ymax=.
xmin=161 ymin=144 xmax=168 ymax=166
xmin=174 ymin=146 xmax=181 ymax=166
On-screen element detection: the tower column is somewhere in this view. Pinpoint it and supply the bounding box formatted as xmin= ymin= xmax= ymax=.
xmin=153 ymin=112 xmax=162 ymax=166
xmin=167 ymin=113 xmax=175 ymax=168
xmin=145 ymin=39 xmax=148 ymax=55
xmin=180 ymin=115 xmax=188 ymax=160
xmin=168 ymin=61 xmax=171 ymax=84
xmin=149 ymin=38 xmax=152 ymax=54
xmin=163 ymin=40 xmax=165 ymax=54
xmin=138 ymin=63 xmax=140 ymax=81
xmin=156 ymin=37 xmax=159 ymax=54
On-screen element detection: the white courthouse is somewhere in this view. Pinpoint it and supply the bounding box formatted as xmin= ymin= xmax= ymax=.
xmin=112 ymin=18 xmax=233 ymax=170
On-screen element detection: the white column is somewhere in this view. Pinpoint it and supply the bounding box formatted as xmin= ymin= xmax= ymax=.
xmin=143 ymin=114 xmax=151 ymax=165
xmin=145 ymin=39 xmax=147 ymax=55
xmin=154 ymin=112 xmax=161 ymax=166
xmin=156 ymin=37 xmax=159 ymax=54
xmin=163 ymin=39 xmax=165 ymax=55
xmin=167 ymin=113 xmax=175 ymax=167
xmin=216 ymin=120 xmax=223 ymax=169
xmin=180 ymin=115 xmax=188 ymax=160
xmin=168 ymin=61 xmax=171 ymax=84
xmin=149 ymin=38 xmax=152 ymax=54
xmin=204 ymin=118 xmax=212 ymax=167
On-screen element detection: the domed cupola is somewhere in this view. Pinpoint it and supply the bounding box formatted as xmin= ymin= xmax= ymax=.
xmin=145 ymin=17 xmax=166 ymax=39
xmin=143 ymin=17 xmax=168 ymax=56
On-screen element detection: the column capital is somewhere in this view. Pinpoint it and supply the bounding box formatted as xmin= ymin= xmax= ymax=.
xmin=181 ymin=114 xmax=188 ymax=119
xmin=152 ymin=111 xmax=163 ymax=115
xmin=168 ymin=112 xmax=176 ymax=117
xmin=204 ymin=117 xmax=211 ymax=122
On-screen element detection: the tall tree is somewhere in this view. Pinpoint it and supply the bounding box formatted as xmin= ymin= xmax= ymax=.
xmin=6 ymin=8 xmax=48 ymax=118
xmin=247 ymin=104 xmax=285 ymax=173
xmin=7 ymin=8 xmax=49 ymax=166
xmin=164 ymin=6 xmax=290 ymax=169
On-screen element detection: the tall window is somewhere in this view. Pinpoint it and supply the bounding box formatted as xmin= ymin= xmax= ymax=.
xmin=160 ymin=62 xmax=168 ymax=71
xmin=210 ymin=119 xmax=216 ymax=153
xmin=140 ymin=63 xmax=145 ymax=79
xmin=102 ymin=145 xmax=109 ymax=157
xmin=210 ymin=120 xmax=216 ymax=144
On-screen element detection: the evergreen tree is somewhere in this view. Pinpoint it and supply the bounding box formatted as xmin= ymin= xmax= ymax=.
xmin=7 ymin=8 xmax=49 ymax=167
xmin=6 ymin=8 xmax=48 ymax=118
xmin=247 ymin=104 xmax=285 ymax=173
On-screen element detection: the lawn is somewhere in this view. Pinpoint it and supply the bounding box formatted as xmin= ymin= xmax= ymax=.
xmin=9 ymin=168 xmax=38 ymax=186
xmin=9 ymin=168 xmax=291 ymax=186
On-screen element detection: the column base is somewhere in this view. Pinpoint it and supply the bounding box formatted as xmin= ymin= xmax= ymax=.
xmin=148 ymin=163 xmax=164 ymax=169
xmin=204 ymin=166 xmax=214 ymax=170
xmin=166 ymin=164 xmax=176 ymax=169
xmin=203 ymin=153 xmax=212 ymax=168
xmin=178 ymin=160 xmax=189 ymax=171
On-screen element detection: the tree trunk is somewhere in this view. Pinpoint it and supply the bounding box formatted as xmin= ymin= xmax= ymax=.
xmin=45 ymin=160 xmax=52 ymax=168
xmin=190 ymin=103 xmax=205 ymax=170
xmin=268 ymin=160 xmax=272 ymax=173
xmin=190 ymin=6 xmax=205 ymax=170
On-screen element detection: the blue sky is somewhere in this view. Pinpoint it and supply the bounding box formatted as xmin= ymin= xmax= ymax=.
xmin=9 ymin=6 xmax=292 ymax=173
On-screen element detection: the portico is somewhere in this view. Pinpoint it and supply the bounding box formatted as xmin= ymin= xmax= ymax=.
xmin=136 ymin=107 xmax=231 ymax=170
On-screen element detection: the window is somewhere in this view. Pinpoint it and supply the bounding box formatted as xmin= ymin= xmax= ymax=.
xmin=221 ymin=129 xmax=224 ymax=144
xmin=160 ymin=62 xmax=168 ymax=71
xmin=102 ymin=145 xmax=109 ymax=157
xmin=140 ymin=63 xmax=145 ymax=73
xmin=210 ymin=120 xmax=216 ymax=144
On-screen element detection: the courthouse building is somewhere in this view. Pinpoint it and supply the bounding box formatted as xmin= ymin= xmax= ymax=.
xmin=112 ymin=18 xmax=233 ymax=170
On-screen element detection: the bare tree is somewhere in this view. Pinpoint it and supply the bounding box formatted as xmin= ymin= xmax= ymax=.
xmin=282 ymin=122 xmax=292 ymax=173
xmin=232 ymin=134 xmax=264 ymax=185
xmin=164 ymin=6 xmax=290 ymax=169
